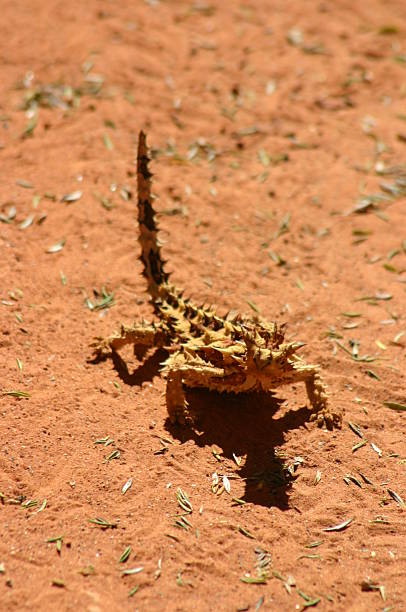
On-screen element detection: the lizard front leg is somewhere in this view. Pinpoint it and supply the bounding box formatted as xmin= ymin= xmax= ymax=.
xmin=163 ymin=355 xmax=224 ymax=424
xmin=90 ymin=321 xmax=168 ymax=360
xmin=305 ymin=370 xmax=341 ymax=429
xmin=289 ymin=362 xmax=341 ymax=429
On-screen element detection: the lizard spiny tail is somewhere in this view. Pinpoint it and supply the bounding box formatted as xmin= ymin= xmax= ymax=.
xmin=137 ymin=130 xmax=169 ymax=309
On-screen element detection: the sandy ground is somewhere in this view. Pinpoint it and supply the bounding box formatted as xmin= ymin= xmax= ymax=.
xmin=1 ymin=0 xmax=406 ymax=610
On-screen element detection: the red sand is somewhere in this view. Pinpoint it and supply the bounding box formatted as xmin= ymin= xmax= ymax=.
xmin=1 ymin=1 xmax=405 ymax=610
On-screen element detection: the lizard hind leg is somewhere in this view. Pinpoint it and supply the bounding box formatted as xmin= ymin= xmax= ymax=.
xmin=165 ymin=367 xmax=188 ymax=425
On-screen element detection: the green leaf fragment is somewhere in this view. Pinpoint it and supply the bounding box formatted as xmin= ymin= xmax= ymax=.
xmin=85 ymin=286 xmax=114 ymax=311
xmin=122 ymin=478 xmax=133 ymax=494
xmin=375 ymin=291 xmax=392 ymax=300
xmin=246 ymin=300 xmax=260 ymax=313
xmin=22 ymin=499 xmax=38 ymax=509
xmin=275 ymin=213 xmax=290 ymax=238
xmin=358 ymin=472 xmax=373 ymax=485
xmin=305 ymin=540 xmax=323 ymax=548
xmin=268 ymin=250 xmax=286 ymax=266
xmin=384 ymin=401 xmax=406 ymax=411
xmin=47 ymin=535 xmax=64 ymax=554
xmin=387 ymin=488 xmax=405 ymax=507
xmin=121 ymin=567 xmax=143 ymax=576
xmin=258 ymin=149 xmax=270 ymax=167
xmin=231 ymin=497 xmax=246 ymax=505
xmin=2 ymin=390 xmax=30 ymax=398
xmin=95 ymin=435 xmax=114 ymax=446
xmin=106 ymin=449 xmax=120 ymax=461
xmin=61 ymin=191 xmax=82 ymax=203
xmin=302 ymin=597 xmax=321 ymax=608
xmin=19 ymin=214 xmax=35 ymax=230
xmin=104 ymin=119 xmax=116 ymax=129
xmin=118 ymin=546 xmax=131 ymax=563
xmin=348 ymin=421 xmax=363 ymax=438
xmin=361 ymin=580 xmax=386 ymax=600
xmin=365 ymin=369 xmax=381 ymax=380
xmin=16 ymin=179 xmax=34 ymax=189
xmin=176 ymin=488 xmax=193 ymax=514
xmin=238 ymin=526 xmax=255 ymax=539
xmin=344 ymin=474 xmax=363 ymax=488
xmin=313 ymin=470 xmax=322 ymax=485
xmin=352 ymin=440 xmax=368 ymax=452
xmin=379 ymin=25 xmax=398 ymax=34
xmin=103 ymin=133 xmax=114 ymax=150
xmin=47 ymin=535 xmax=64 ymax=543
xmin=240 ymin=575 xmax=267 ymax=584
xmin=393 ymin=331 xmax=405 ymax=344
xmin=46 ymin=239 xmax=65 ymax=253
xmin=370 ymin=516 xmax=390 ymax=525
xmin=387 ymin=248 xmax=400 ymax=261
xmin=128 ymin=586 xmax=139 ymax=597
xmin=323 ymin=517 xmax=353 ymax=532
xmin=34 ymin=499 xmax=47 ymax=513
xmin=89 ymin=517 xmax=118 ymax=529
xmin=22 ymin=115 xmax=37 ymax=138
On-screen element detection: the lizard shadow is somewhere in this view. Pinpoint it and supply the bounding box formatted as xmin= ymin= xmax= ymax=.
xmin=109 ymin=348 xmax=169 ymax=386
xmin=101 ymin=348 xmax=312 ymax=509
xmin=166 ymin=388 xmax=313 ymax=510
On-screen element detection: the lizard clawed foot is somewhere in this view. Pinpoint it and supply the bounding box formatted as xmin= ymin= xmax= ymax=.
xmin=88 ymin=337 xmax=113 ymax=362
xmin=168 ymin=399 xmax=194 ymax=427
xmin=310 ymin=406 xmax=342 ymax=430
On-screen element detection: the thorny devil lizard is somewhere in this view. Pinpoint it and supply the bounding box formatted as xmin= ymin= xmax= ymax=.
xmin=91 ymin=131 xmax=342 ymax=429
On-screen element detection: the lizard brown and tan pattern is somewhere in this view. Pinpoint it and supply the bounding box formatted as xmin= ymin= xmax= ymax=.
xmin=91 ymin=131 xmax=342 ymax=429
